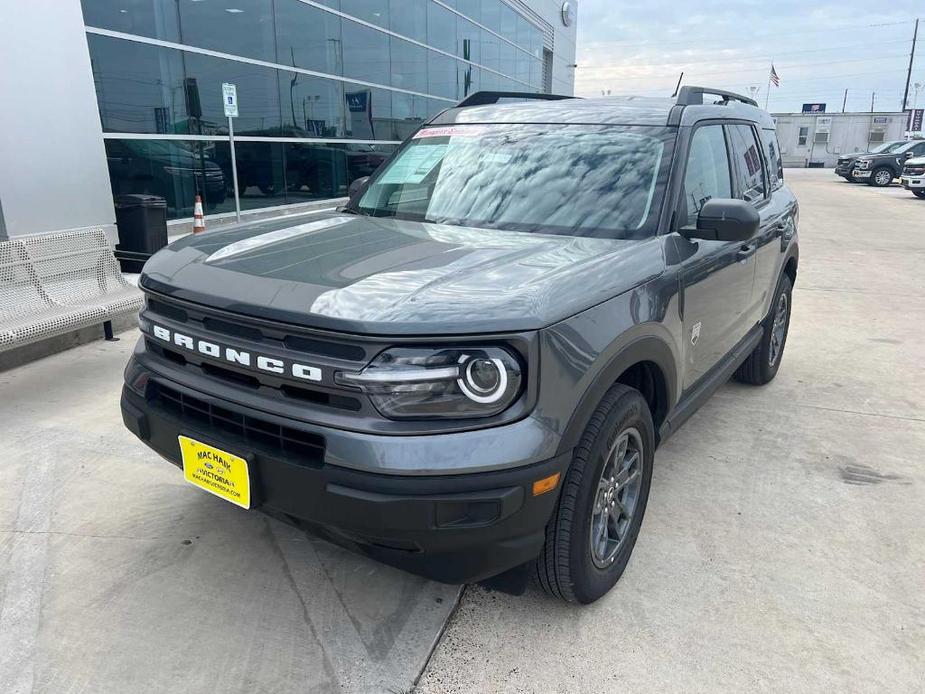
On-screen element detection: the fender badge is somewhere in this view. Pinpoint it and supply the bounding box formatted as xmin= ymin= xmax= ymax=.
xmin=691 ymin=322 xmax=702 ymax=346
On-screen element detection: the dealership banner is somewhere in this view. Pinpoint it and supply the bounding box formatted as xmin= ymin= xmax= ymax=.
xmin=910 ymin=109 xmax=924 ymax=133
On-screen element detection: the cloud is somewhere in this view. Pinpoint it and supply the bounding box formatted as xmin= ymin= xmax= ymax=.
xmin=574 ymin=0 xmax=923 ymax=112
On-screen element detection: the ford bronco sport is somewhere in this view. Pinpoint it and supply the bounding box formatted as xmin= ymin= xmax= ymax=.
xmin=121 ymin=87 xmax=799 ymax=604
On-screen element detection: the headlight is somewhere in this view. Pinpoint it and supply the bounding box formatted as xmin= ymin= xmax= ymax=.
xmin=336 ymin=346 xmax=523 ymax=419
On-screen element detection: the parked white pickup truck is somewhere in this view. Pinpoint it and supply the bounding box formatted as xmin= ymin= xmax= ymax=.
xmin=900 ymin=156 xmax=925 ymax=199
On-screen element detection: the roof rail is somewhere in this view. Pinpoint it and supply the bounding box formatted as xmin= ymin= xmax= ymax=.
xmin=454 ymin=91 xmax=578 ymax=108
xmin=676 ymin=86 xmax=758 ymax=108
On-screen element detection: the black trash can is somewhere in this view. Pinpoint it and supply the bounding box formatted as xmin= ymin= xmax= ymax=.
xmin=114 ymin=194 xmax=168 ymax=272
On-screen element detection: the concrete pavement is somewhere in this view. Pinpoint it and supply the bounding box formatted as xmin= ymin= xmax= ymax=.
xmin=0 ymin=338 xmax=459 ymax=694
xmin=417 ymin=170 xmax=925 ymax=693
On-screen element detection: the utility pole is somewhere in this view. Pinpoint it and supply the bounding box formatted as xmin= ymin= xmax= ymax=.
xmin=902 ymin=18 xmax=919 ymax=111
xmin=870 ymin=91 xmax=876 ymax=113
xmin=842 ymin=89 xmax=848 ymax=113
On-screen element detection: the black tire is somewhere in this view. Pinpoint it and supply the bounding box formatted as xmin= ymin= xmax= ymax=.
xmin=913 ymin=190 xmax=925 ymax=199
xmin=533 ymin=384 xmax=654 ymax=604
xmin=868 ymin=167 xmax=894 ymax=187
xmin=734 ymin=275 xmax=793 ymax=385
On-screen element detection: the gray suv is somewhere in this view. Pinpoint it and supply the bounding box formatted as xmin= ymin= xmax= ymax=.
xmin=122 ymin=87 xmax=799 ymax=603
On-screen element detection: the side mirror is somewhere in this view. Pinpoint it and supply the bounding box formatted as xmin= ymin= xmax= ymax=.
xmin=347 ymin=176 xmax=370 ymax=201
xmin=681 ymin=198 xmax=759 ymax=242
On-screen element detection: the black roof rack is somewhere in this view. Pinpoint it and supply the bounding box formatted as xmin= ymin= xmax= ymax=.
xmin=676 ymin=86 xmax=758 ymax=108
xmin=455 ymin=91 xmax=578 ymax=108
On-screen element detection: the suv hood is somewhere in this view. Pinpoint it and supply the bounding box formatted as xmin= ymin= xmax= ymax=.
xmin=856 ymin=152 xmax=904 ymax=163
xmin=140 ymin=211 xmax=664 ymax=335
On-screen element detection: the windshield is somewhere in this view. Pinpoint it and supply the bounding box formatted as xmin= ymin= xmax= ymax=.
xmin=895 ymin=140 xmax=923 ymax=154
xmin=354 ymin=124 xmax=675 ymax=239
xmin=870 ymin=141 xmax=903 ymax=154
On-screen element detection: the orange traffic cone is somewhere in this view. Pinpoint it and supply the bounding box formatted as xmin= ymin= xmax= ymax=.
xmin=193 ymin=194 xmax=206 ymax=233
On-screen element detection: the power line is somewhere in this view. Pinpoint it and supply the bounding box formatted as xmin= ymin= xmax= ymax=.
xmin=583 ymin=39 xmax=913 ymax=70
xmin=580 ymin=18 xmax=916 ymax=50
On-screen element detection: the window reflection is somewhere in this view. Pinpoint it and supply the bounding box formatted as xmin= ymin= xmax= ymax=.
xmin=183 ymin=53 xmax=282 ymax=136
xmin=275 ymin=0 xmax=342 ymax=75
xmin=340 ymin=0 xmax=389 ymax=28
xmin=81 ymin=0 xmax=180 ymax=42
xmin=457 ymin=19 xmax=480 ymax=64
xmin=177 ymin=0 xmax=276 ymax=62
xmin=104 ymin=138 xmax=396 ymax=220
xmin=390 ymin=0 xmax=427 ymax=42
xmin=89 ymin=35 xmax=186 ymax=134
xmin=390 ymin=38 xmax=428 ymax=94
xmin=427 ymin=2 xmax=457 ymax=55
xmin=428 ymin=52 xmax=458 ymax=100
xmin=280 ymin=72 xmax=344 ymax=138
xmin=341 ymin=20 xmax=390 ymax=86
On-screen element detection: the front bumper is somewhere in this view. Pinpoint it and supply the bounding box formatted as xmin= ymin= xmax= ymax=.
xmin=901 ymin=176 xmax=925 ymax=190
xmin=834 ymin=164 xmax=854 ymax=176
xmin=120 ymin=372 xmax=569 ymax=584
xmin=851 ymin=168 xmax=872 ymax=179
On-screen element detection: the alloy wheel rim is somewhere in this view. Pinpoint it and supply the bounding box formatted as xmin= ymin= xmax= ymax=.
xmin=590 ymin=427 xmax=643 ymax=568
xmin=769 ymin=292 xmax=789 ymax=367
xmin=875 ymin=171 xmax=891 ymax=185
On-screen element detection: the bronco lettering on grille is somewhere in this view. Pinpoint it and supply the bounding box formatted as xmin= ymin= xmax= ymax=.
xmin=150 ymin=324 xmax=322 ymax=382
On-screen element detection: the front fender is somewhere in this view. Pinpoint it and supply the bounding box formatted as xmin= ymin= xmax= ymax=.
xmin=528 ymin=275 xmax=683 ymax=457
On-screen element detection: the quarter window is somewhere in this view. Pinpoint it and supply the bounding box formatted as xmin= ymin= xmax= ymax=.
xmin=762 ymin=129 xmax=784 ymax=189
xmin=727 ymin=124 xmax=767 ymax=203
xmin=683 ymin=125 xmax=732 ymax=226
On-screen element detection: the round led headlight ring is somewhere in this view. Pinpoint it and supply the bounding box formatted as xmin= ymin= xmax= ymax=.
xmin=457 ymin=356 xmax=508 ymax=404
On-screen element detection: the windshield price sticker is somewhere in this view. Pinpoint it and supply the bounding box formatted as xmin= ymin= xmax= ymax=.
xmin=414 ymin=126 xmax=486 ymax=139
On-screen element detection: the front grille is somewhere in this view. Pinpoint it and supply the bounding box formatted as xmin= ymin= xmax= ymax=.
xmin=152 ymin=382 xmax=325 ymax=467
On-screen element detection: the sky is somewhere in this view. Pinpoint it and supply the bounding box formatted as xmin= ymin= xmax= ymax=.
xmin=572 ymin=0 xmax=925 ymax=114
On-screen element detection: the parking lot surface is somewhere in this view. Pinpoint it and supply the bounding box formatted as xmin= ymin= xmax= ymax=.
xmin=0 ymin=341 xmax=458 ymax=693
xmin=1 ymin=169 xmax=923 ymax=694
xmin=418 ymin=170 xmax=925 ymax=692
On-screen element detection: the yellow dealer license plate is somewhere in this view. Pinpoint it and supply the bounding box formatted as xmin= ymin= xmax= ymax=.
xmin=179 ymin=435 xmax=251 ymax=509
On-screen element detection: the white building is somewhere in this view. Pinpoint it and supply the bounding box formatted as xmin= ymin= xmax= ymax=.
xmin=772 ymin=111 xmax=911 ymax=168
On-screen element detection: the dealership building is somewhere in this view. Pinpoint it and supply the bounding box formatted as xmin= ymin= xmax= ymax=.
xmin=0 ymin=0 xmax=578 ymax=242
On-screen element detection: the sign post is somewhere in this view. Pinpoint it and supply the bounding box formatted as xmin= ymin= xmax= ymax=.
xmin=222 ymin=83 xmax=241 ymax=222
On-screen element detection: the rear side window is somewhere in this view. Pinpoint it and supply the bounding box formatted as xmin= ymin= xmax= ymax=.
xmin=762 ymin=129 xmax=784 ymax=190
xmin=683 ymin=125 xmax=732 ymax=226
xmin=727 ymin=124 xmax=767 ymax=203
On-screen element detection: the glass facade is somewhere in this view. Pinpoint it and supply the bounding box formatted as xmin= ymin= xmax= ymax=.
xmin=81 ymin=0 xmax=547 ymax=220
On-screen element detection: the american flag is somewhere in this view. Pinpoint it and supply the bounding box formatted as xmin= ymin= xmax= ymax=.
xmin=769 ymin=64 xmax=781 ymax=87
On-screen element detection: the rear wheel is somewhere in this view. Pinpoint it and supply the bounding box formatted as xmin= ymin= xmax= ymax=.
xmin=868 ymin=168 xmax=894 ymax=187
xmin=533 ymin=384 xmax=654 ymax=604
xmin=734 ymin=275 xmax=792 ymax=385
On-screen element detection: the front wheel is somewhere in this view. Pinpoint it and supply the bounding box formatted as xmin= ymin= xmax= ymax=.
xmin=533 ymin=384 xmax=654 ymax=604
xmin=868 ymin=168 xmax=894 ymax=187
xmin=912 ymin=189 xmax=925 ymax=199
xmin=734 ymin=275 xmax=793 ymax=385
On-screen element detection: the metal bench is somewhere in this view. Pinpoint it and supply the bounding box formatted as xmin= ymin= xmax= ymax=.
xmin=0 ymin=229 xmax=142 ymax=351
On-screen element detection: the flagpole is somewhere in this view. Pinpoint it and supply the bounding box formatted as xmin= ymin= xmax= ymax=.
xmin=765 ymin=60 xmax=772 ymax=109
